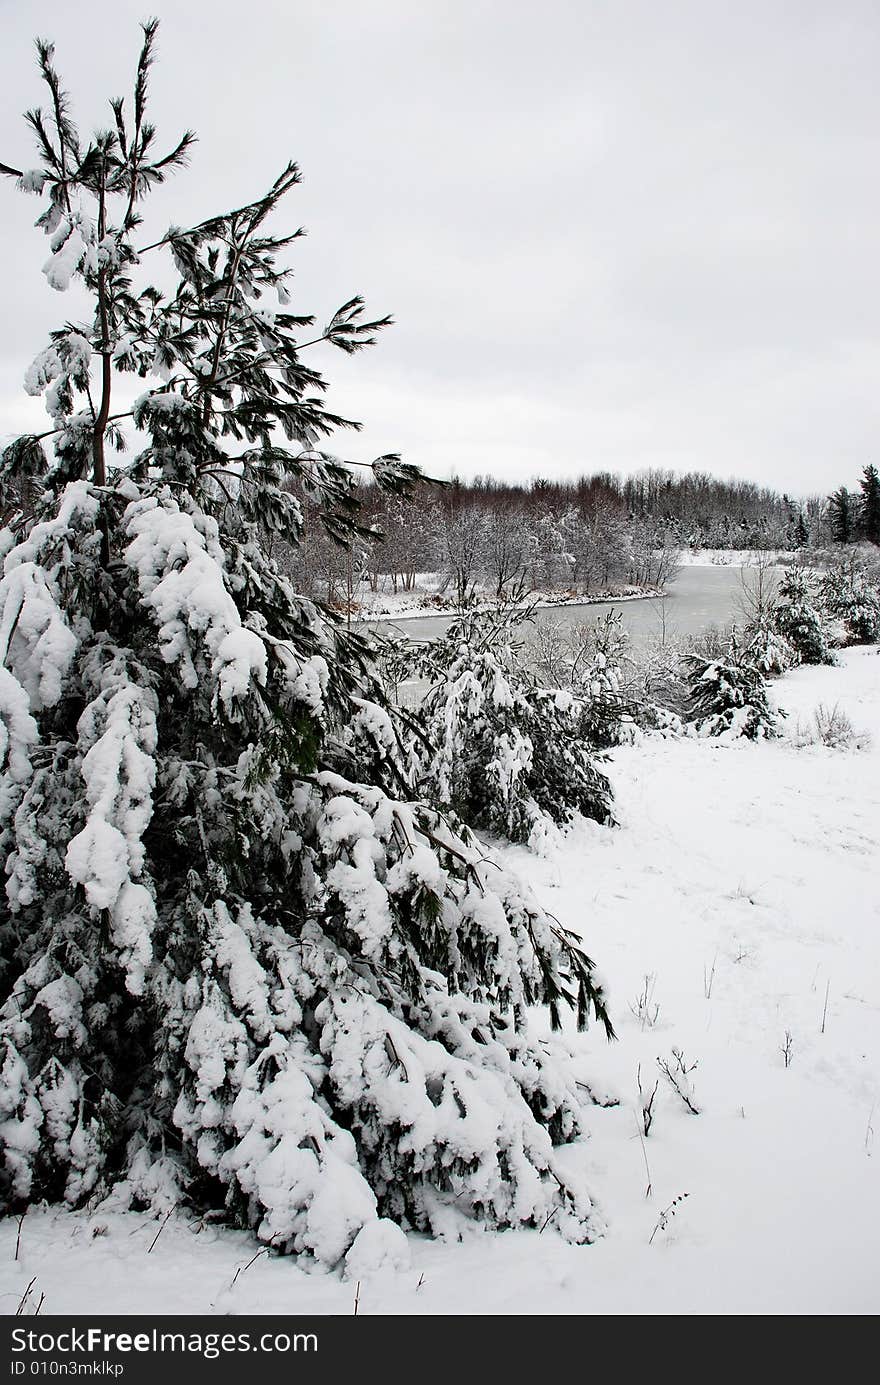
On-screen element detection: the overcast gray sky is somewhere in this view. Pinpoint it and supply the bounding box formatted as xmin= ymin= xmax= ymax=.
xmin=2 ymin=0 xmax=879 ymax=497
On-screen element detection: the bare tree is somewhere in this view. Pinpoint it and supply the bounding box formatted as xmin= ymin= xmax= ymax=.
xmin=439 ymin=504 xmax=488 ymax=608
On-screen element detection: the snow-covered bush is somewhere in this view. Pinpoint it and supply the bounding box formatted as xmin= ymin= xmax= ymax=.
xmin=0 ymin=27 xmax=614 ymax=1260
xmin=683 ymin=635 xmax=781 ymax=740
xmin=773 ymin=566 xmax=835 ymax=665
xmin=819 ymin=556 xmax=880 ymax=646
xmin=793 ymin=702 xmax=871 ymax=752
xmin=403 ymin=607 xmax=614 ymax=849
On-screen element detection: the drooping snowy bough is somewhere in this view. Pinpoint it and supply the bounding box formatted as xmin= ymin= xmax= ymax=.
xmin=0 ymin=24 xmax=613 ymax=1265
xmin=386 ymin=606 xmax=615 ymax=852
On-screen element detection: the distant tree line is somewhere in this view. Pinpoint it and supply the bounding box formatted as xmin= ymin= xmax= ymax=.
xmin=277 ymin=465 xmax=880 ymax=607
xmin=282 ymin=466 xmax=840 ymax=605
xmin=286 ymin=470 xmax=687 ymax=605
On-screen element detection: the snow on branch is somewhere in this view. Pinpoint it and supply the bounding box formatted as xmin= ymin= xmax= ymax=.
xmin=124 ymin=495 xmax=269 ymax=716
xmin=64 ymin=655 xmax=159 ymax=995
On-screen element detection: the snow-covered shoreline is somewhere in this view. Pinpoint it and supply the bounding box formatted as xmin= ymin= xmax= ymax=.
xmin=355 ymin=584 xmax=664 ymax=624
xmin=3 ymin=646 xmax=878 ymax=1316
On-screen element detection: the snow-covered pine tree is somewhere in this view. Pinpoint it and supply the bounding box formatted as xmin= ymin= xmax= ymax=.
xmin=774 ymin=566 xmax=835 ymax=665
xmin=819 ymin=556 xmax=880 ymax=645
xmin=0 ymin=25 xmax=614 ymax=1262
xmin=740 ymin=618 xmax=796 ymax=679
xmin=396 ymin=605 xmax=614 ymax=852
xmin=577 ymin=612 xmax=635 ymax=747
xmin=683 ymin=632 xmax=781 ymax=740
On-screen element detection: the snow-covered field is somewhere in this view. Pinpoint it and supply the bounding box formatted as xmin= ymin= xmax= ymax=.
xmin=2 ymin=647 xmax=878 ymax=1317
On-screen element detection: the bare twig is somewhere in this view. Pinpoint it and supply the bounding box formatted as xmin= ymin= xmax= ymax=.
xmin=538 ymin=1205 xmax=560 ymax=1234
xmin=230 ymin=1247 xmax=269 ymax=1287
xmin=703 ymin=954 xmax=717 ymax=1000
xmin=637 ymin=1064 xmax=659 ymax=1138
xmin=657 ymin=1048 xmax=701 ymax=1115
xmin=649 ymin=1193 xmax=689 ymax=1245
xmin=633 ymin=1111 xmax=653 ymax=1199
xmin=15 ymin=1277 xmax=37 ymax=1315
xmin=146 ymin=1210 xmax=173 ymax=1254
xmin=820 ymin=979 xmax=831 ymax=1034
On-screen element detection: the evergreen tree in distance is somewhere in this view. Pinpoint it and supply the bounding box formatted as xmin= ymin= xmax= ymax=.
xmin=828 ymin=486 xmax=856 ymax=545
xmin=0 ymin=24 xmax=613 ymax=1262
xmin=860 ymin=464 xmax=880 ymax=545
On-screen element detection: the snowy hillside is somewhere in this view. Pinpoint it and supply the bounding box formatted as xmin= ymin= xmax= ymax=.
xmin=4 ymin=646 xmax=877 ymax=1317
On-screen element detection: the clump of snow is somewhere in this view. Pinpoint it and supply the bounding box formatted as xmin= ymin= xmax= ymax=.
xmin=0 ymin=481 xmax=102 ymax=712
xmin=23 ymin=346 xmax=62 ymax=398
xmin=17 ymin=169 xmax=47 ymax=195
xmin=0 ymin=667 xmax=38 ymax=825
xmin=0 ymin=565 xmax=78 ymax=712
xmin=344 ymin=1218 xmax=411 ymax=1280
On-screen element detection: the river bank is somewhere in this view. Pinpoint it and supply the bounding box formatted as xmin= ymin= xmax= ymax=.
xmin=350 ymin=580 xmax=661 ymax=624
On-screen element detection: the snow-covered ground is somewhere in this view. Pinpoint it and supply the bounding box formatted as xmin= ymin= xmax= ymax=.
xmin=2 ymin=648 xmax=878 ymax=1316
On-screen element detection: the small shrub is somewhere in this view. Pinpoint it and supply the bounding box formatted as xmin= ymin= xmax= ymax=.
xmin=683 ymin=634 xmax=782 ymax=740
xmin=657 ymin=1048 xmax=701 ymax=1115
xmin=630 ymin=974 xmax=660 ymax=1030
xmin=579 ymin=612 xmax=634 ymax=748
xmin=774 ymin=566 xmax=835 ymax=665
xmin=794 ymin=702 xmax=871 ymax=751
xmin=529 ymin=611 xmax=635 ymax=748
